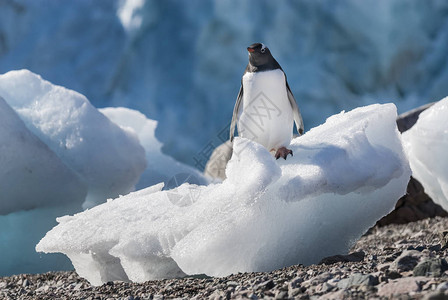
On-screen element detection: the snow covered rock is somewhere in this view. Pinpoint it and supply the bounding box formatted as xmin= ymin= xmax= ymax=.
xmin=99 ymin=107 xmax=208 ymax=189
xmin=0 ymin=70 xmax=146 ymax=208
xmin=37 ymin=103 xmax=411 ymax=285
xmin=402 ymin=97 xmax=448 ymax=211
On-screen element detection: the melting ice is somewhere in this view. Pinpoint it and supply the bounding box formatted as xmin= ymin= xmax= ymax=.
xmin=37 ymin=103 xmax=411 ymax=285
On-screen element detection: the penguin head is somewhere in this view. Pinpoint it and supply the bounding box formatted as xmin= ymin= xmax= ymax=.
xmin=247 ymin=43 xmax=273 ymax=67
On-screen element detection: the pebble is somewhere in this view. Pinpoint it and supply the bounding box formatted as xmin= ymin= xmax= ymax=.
xmin=226 ymin=281 xmax=239 ymax=287
xmin=255 ymin=279 xmax=275 ymax=291
xmin=377 ymin=276 xmax=428 ymax=297
xmin=336 ymin=273 xmax=378 ymax=289
xmin=318 ymin=251 xmax=365 ymax=265
xmin=422 ymin=291 xmax=448 ymax=300
xmin=413 ymin=258 xmax=448 ymax=277
xmin=437 ymin=282 xmax=448 ymax=291
xmin=390 ymin=250 xmax=424 ymax=272
xmin=2 ymin=217 xmax=448 ymax=299
xmin=22 ymin=278 xmax=30 ymax=287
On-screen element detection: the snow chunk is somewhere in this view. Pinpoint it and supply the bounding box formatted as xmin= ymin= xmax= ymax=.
xmin=0 ymin=70 xmax=146 ymax=207
xmin=0 ymin=96 xmax=86 ymax=215
xmin=37 ymin=103 xmax=410 ymax=285
xmin=402 ymin=97 xmax=448 ymax=210
xmin=99 ymin=107 xmax=208 ymax=189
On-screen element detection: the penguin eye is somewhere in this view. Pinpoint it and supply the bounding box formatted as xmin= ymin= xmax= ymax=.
xmin=260 ymin=48 xmax=266 ymax=53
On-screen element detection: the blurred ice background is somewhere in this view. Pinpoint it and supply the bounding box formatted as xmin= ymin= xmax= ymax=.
xmin=2 ymin=0 xmax=448 ymax=167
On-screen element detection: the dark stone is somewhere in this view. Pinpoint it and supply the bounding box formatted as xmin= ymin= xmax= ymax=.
xmin=376 ymin=102 xmax=448 ymax=227
xmin=408 ymin=245 xmax=426 ymax=252
xmin=386 ymin=270 xmax=402 ymax=279
xmin=368 ymin=254 xmax=377 ymax=261
xmin=428 ymin=244 xmax=442 ymax=252
xmin=376 ymin=177 xmax=448 ymax=227
xmin=321 ymin=282 xmax=335 ymax=293
xmin=423 ymin=291 xmax=448 ymax=300
xmin=396 ymin=102 xmax=435 ymax=133
xmin=439 ymin=231 xmax=448 ymax=249
xmin=391 ymin=250 xmax=422 ymax=272
xmin=186 ymin=274 xmax=212 ymax=279
xmin=384 ymin=251 xmax=402 ymax=263
xmin=257 ymin=280 xmax=275 ymax=291
xmin=413 ymin=258 xmax=448 ymax=277
xmin=337 ymin=273 xmax=379 ymax=289
xmin=318 ymin=251 xmax=365 ymax=265
xmin=275 ymin=290 xmax=288 ymax=299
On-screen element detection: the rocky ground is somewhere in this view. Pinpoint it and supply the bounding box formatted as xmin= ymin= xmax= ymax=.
xmin=2 ymin=217 xmax=448 ymax=300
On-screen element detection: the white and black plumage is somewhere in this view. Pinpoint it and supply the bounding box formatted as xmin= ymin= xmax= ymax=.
xmin=230 ymin=43 xmax=304 ymax=159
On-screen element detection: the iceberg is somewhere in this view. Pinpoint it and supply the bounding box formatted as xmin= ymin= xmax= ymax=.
xmin=402 ymin=97 xmax=448 ymax=211
xmin=37 ymin=103 xmax=411 ymax=286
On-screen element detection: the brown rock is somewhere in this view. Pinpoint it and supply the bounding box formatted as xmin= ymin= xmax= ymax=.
xmin=396 ymin=102 xmax=435 ymax=133
xmin=319 ymin=251 xmax=365 ymax=265
xmin=422 ymin=291 xmax=448 ymax=300
xmin=377 ymin=276 xmax=428 ymax=297
xmin=390 ymin=250 xmax=425 ymax=272
xmin=377 ymin=102 xmax=448 ymax=226
xmin=377 ymin=177 xmax=448 ymax=227
xmin=319 ymin=289 xmax=348 ymax=300
xmin=203 ymin=141 xmax=233 ymax=180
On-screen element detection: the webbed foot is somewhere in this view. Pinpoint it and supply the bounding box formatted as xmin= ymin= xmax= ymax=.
xmin=275 ymin=147 xmax=293 ymax=160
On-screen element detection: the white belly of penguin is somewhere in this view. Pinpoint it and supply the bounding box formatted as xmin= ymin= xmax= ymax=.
xmin=238 ymin=69 xmax=293 ymax=151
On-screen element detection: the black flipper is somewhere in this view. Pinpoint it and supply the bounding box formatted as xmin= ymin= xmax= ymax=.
xmin=285 ymin=78 xmax=304 ymax=135
xmin=229 ymin=83 xmax=244 ymax=142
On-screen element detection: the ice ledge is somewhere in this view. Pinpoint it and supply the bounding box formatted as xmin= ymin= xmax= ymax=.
xmin=37 ymin=103 xmax=411 ymax=285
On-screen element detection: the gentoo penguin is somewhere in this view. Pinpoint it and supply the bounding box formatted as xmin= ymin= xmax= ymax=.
xmin=230 ymin=43 xmax=304 ymax=159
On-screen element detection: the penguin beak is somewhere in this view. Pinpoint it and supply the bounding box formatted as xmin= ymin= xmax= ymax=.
xmin=247 ymin=47 xmax=255 ymax=53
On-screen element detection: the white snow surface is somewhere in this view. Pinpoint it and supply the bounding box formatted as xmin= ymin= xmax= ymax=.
xmin=37 ymin=103 xmax=411 ymax=286
xmin=402 ymin=97 xmax=448 ymax=211
xmin=0 ymin=70 xmax=146 ymax=208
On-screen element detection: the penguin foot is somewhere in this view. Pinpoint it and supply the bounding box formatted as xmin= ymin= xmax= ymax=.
xmin=275 ymin=147 xmax=293 ymax=160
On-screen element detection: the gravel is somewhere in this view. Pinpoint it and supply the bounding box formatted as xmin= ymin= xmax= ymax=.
xmin=2 ymin=217 xmax=448 ymax=299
